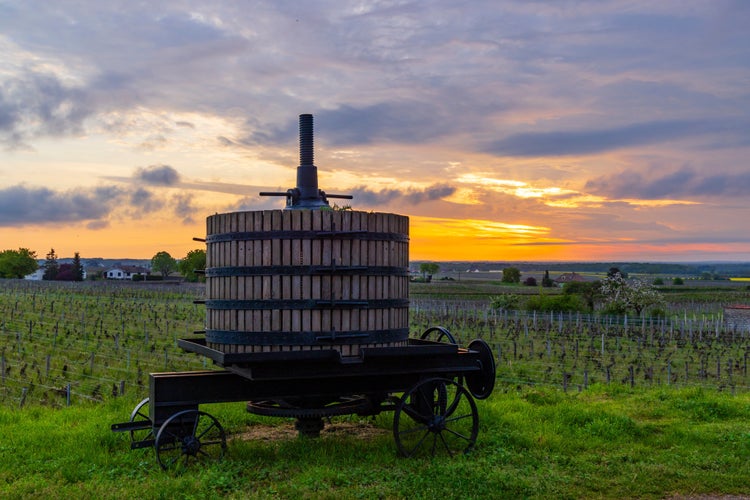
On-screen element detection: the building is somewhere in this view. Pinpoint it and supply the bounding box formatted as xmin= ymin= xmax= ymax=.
xmin=24 ymin=268 xmax=44 ymax=280
xmin=106 ymin=266 xmax=149 ymax=280
xmin=554 ymin=272 xmax=588 ymax=285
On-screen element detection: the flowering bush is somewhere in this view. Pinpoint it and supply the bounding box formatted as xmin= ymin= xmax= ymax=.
xmin=600 ymin=272 xmax=664 ymax=316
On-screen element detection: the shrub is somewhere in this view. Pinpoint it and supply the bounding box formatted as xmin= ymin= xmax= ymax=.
xmin=502 ymin=267 xmax=521 ymax=284
xmin=648 ymin=307 xmax=667 ymax=318
xmin=600 ymin=301 xmax=629 ymax=316
xmin=541 ymin=270 xmax=554 ymax=287
xmin=562 ymin=281 xmax=601 ymax=311
xmin=490 ymin=294 xmax=521 ymax=311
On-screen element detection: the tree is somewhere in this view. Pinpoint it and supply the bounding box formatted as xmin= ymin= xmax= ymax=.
xmin=151 ymin=251 xmax=178 ymax=278
xmin=72 ymin=252 xmax=84 ymax=281
xmin=541 ymin=270 xmax=555 ymax=287
xmin=0 ymin=248 xmax=38 ymax=278
xmin=562 ymin=281 xmax=601 ymax=311
xmin=490 ymin=294 xmax=521 ymax=311
xmin=501 ymin=267 xmax=521 ymax=284
xmin=43 ymin=248 xmax=59 ymax=280
xmin=55 ymin=263 xmax=75 ymax=281
xmin=419 ymin=262 xmax=439 ymax=281
xmin=523 ymin=276 xmax=537 ymax=286
xmin=672 ymin=277 xmax=684 ymax=286
xmin=607 ymin=267 xmax=628 ymax=279
xmin=600 ymin=273 xmax=664 ymax=317
xmin=178 ymin=249 xmax=206 ymax=283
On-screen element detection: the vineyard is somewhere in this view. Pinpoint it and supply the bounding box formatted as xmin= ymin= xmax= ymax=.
xmin=412 ymin=300 xmax=750 ymax=393
xmin=1 ymin=278 xmax=750 ymax=409
xmin=0 ymin=280 xmax=207 ymax=408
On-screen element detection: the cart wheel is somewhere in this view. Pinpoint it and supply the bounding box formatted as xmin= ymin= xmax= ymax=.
xmin=155 ymin=410 xmax=227 ymax=471
xmin=420 ymin=326 xmax=457 ymax=344
xmin=393 ymin=377 xmax=478 ymax=458
xmin=465 ymin=339 xmax=496 ymax=400
xmin=128 ymin=397 xmax=153 ymax=444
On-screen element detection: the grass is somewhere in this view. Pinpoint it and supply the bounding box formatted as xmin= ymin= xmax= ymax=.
xmin=1 ymin=385 xmax=748 ymax=499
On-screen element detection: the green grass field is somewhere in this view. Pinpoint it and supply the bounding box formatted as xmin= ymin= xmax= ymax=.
xmin=0 ymin=385 xmax=748 ymax=499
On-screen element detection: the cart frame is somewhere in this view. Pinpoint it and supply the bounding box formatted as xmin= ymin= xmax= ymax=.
xmin=112 ymin=331 xmax=496 ymax=470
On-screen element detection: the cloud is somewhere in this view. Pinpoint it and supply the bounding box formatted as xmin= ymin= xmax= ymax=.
xmin=0 ymin=185 xmax=122 ymax=226
xmin=134 ymin=165 xmax=180 ymax=186
xmin=86 ymin=220 xmax=110 ymax=230
xmin=316 ymin=104 xmax=450 ymax=146
xmin=250 ymin=102 xmax=456 ymax=148
xmin=0 ymin=182 xmax=189 ymax=227
xmin=0 ymin=71 xmax=92 ymax=149
xmin=585 ymin=167 xmax=750 ymax=199
xmin=484 ymin=119 xmax=743 ymax=157
xmin=350 ymin=183 xmax=456 ymax=205
xmin=216 ymin=136 xmax=235 ymax=147
xmin=232 ymin=196 xmax=280 ymax=212
xmin=139 ymin=134 xmax=169 ymax=151
xmin=129 ymin=188 xmax=164 ymax=215
xmin=172 ymin=193 xmax=197 ymax=224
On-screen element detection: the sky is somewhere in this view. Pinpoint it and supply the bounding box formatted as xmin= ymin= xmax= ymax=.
xmin=1 ymin=0 xmax=749 ymax=263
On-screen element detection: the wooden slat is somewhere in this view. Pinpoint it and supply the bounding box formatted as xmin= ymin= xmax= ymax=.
xmin=291 ymin=209 xmax=302 ymax=332
xmin=350 ymin=211 xmax=361 ymax=332
xmin=281 ymin=210 xmax=292 ymax=332
xmin=229 ymin=212 xmax=239 ymax=331
xmin=311 ymin=210 xmax=322 ymax=332
xmin=236 ymin=212 xmax=245 ymax=333
xmin=270 ymin=210 xmax=282 ymax=331
xmin=340 ymin=210 xmax=352 ymax=333
xmin=252 ymin=211 xmax=263 ymax=333
xmin=262 ymin=211 xmax=272 ymax=332
xmin=321 ymin=211 xmax=332 ymax=333
xmin=301 ymin=210 xmax=312 ymax=332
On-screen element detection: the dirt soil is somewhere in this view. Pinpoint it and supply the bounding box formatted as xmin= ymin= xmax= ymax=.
xmin=234 ymin=420 xmax=389 ymax=442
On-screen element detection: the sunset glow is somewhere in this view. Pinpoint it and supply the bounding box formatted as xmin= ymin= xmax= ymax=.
xmin=1 ymin=2 xmax=749 ymax=262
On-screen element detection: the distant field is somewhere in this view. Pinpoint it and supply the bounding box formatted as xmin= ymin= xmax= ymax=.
xmin=414 ymin=275 xmax=750 ymax=309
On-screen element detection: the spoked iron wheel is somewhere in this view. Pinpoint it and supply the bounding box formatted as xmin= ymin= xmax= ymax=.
xmin=419 ymin=327 xmax=465 ymax=387
xmin=393 ymin=377 xmax=478 ymax=458
xmin=419 ymin=326 xmax=457 ymax=344
xmin=128 ymin=397 xmax=153 ymax=444
xmin=155 ymin=410 xmax=227 ymax=471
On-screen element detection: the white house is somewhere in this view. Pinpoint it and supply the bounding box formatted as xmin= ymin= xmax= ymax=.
xmin=106 ymin=266 xmax=149 ymax=280
xmin=24 ymin=268 xmax=44 ymax=280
